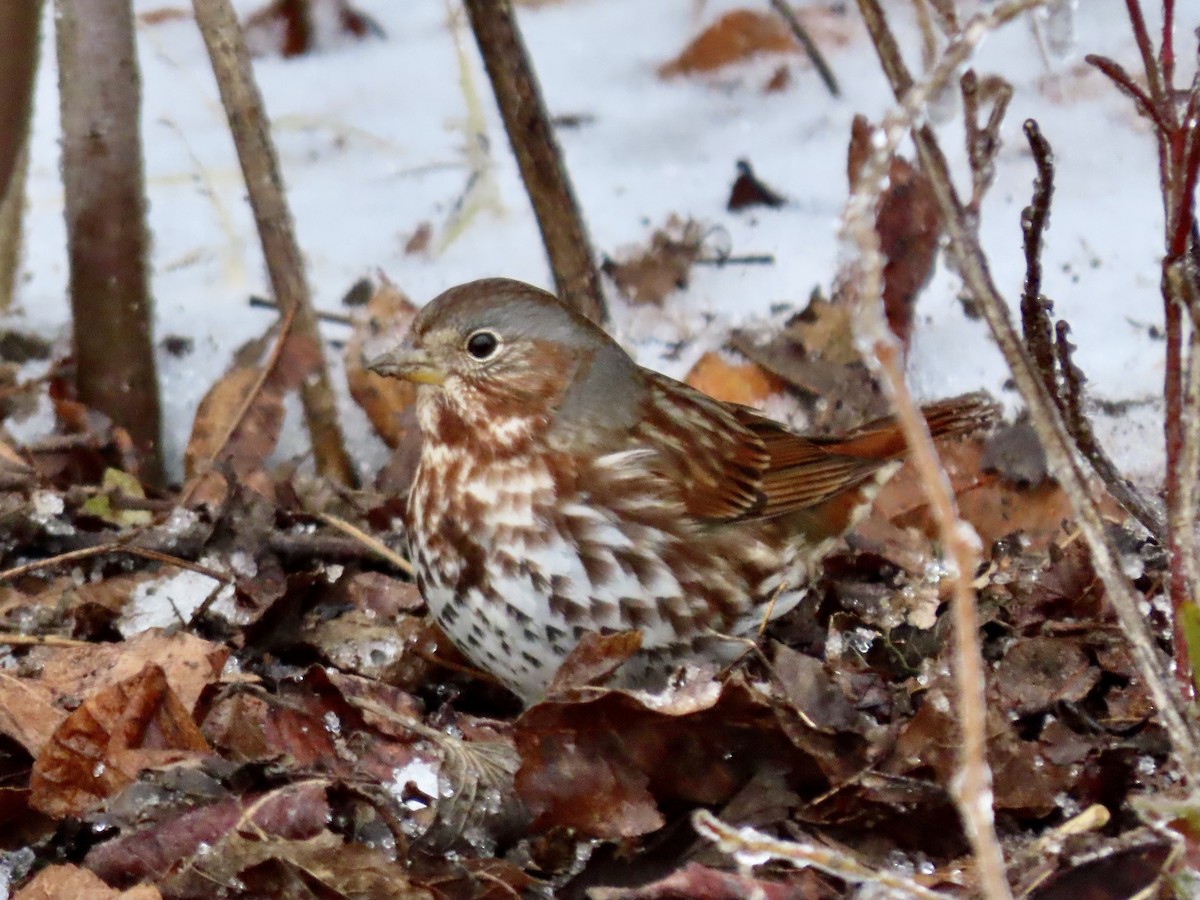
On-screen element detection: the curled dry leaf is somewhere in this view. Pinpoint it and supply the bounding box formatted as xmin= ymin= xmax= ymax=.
xmin=659 ymin=9 xmax=796 ymax=77
xmin=30 ymin=662 xmax=212 ymax=819
xmin=28 ymin=628 xmax=229 ymax=718
xmin=544 ymin=630 xmax=644 ymax=695
xmin=183 ymin=365 xmax=284 ymax=481
xmin=846 ymin=116 xmax=942 ymax=349
xmin=13 ymin=863 xmax=162 ymax=900
xmin=602 ymin=217 xmax=706 ymax=306
xmin=345 ymin=278 xmax=420 ymax=449
xmin=685 ymin=351 xmax=785 ymax=407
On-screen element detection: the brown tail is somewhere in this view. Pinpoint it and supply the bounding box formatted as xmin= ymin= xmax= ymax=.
xmin=917 ymin=391 xmax=1001 ymax=442
xmin=781 ymin=392 xmax=999 ymax=538
xmin=829 ymin=392 xmax=1000 ymax=460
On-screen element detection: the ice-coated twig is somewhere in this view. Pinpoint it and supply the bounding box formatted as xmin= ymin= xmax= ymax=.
xmin=1018 ymin=120 xmax=1165 ymax=538
xmin=856 ymin=0 xmax=1200 ymax=792
xmin=846 ymin=4 xmax=1061 ymax=897
xmin=693 ymin=810 xmax=948 ymax=899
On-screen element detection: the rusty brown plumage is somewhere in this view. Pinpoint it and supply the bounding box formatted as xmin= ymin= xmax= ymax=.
xmin=369 ymin=278 xmax=996 ymax=703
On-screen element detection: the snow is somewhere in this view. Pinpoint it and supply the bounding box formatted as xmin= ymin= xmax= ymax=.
xmin=15 ymin=0 xmax=1185 ymax=488
xmin=117 ymin=567 xmax=229 ymax=635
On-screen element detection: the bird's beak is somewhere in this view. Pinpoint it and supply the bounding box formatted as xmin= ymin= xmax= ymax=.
xmin=366 ymin=344 xmax=446 ymax=385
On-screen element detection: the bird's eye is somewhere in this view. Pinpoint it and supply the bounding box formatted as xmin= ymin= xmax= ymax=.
xmin=465 ymin=330 xmax=499 ymax=360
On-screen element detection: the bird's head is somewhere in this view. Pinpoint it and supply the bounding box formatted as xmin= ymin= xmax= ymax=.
xmin=368 ymin=279 xmax=645 ymax=452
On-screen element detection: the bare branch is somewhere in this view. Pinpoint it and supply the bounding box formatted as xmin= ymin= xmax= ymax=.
xmin=192 ymin=0 xmax=357 ymax=487
xmin=961 ymin=71 xmax=1013 ymax=214
xmin=0 ymin=0 xmax=40 ymax=312
xmin=768 ymin=0 xmax=840 ymax=97
xmin=56 ymin=0 xmax=164 ymax=488
xmin=462 ymin=0 xmax=607 ymax=324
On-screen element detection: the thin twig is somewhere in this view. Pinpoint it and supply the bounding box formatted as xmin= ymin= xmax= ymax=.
xmin=249 ymin=296 xmax=355 ymax=326
xmin=856 ymin=0 xmax=1200 ymax=783
xmin=0 ymin=542 xmax=231 ymax=584
xmin=0 ymin=633 xmax=92 ymax=647
xmin=461 ymin=0 xmax=607 ymax=324
xmin=315 ymin=512 xmax=414 ymax=576
xmin=694 ymin=254 xmax=776 ymax=266
xmin=1019 ymin=119 xmax=1058 ymax=388
xmin=961 ymin=71 xmax=1012 ymax=214
xmin=767 ymin=0 xmax=840 ymax=98
xmin=693 ymin=810 xmax=946 ymax=899
xmin=192 ymin=0 xmax=356 ymax=487
xmin=1019 ymin=120 xmax=1164 ymax=537
xmin=848 ymin=6 xmax=1056 ymax=897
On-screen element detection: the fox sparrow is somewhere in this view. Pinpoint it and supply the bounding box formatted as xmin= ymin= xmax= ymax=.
xmin=369 ymin=279 xmax=995 ymax=703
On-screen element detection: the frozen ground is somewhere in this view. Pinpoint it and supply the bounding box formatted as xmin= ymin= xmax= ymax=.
xmin=14 ymin=0 xmax=1180 ymax=489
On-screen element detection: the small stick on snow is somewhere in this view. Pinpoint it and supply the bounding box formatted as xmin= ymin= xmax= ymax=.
xmin=693 ymin=810 xmax=947 ymax=899
xmin=767 ymin=0 xmax=840 ymax=98
xmin=462 ymin=0 xmax=607 ymax=325
xmin=192 ymin=0 xmax=357 ymax=487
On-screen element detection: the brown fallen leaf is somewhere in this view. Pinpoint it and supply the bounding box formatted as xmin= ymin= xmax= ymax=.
xmin=659 ymin=9 xmax=796 ymax=77
xmin=847 ymin=116 xmax=942 ymax=349
xmin=686 ymin=351 xmax=786 ymax=407
xmin=602 ymin=217 xmax=706 ymax=306
xmin=30 ymin=662 xmax=212 ymax=819
xmin=183 ymin=365 xmax=284 ymax=481
xmin=345 ymin=278 xmax=421 ymax=449
xmin=29 ymin=628 xmax=229 ymax=719
xmin=544 ymin=630 xmax=643 ymax=696
xmin=14 ymin=864 xmax=161 ymax=900
xmin=0 ymin=673 xmax=65 ymax=758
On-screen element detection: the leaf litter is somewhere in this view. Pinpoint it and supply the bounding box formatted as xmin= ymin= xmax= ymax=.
xmin=0 ymin=8 xmax=1188 ymax=900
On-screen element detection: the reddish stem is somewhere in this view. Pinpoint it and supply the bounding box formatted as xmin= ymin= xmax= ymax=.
xmin=1124 ymin=0 xmax=1169 ymax=115
xmin=1161 ymin=0 xmax=1175 ymax=88
xmin=1086 ymin=55 xmax=1167 ymax=132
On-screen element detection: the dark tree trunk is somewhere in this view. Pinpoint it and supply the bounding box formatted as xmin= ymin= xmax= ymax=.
xmin=0 ymin=1 xmax=43 ymax=310
xmin=55 ymin=0 xmax=164 ymax=487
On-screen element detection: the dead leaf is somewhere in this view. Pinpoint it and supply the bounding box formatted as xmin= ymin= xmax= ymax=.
xmin=727 ymin=159 xmax=786 ymax=211
xmin=0 ymin=672 xmax=65 ymax=757
xmin=183 ymin=365 xmax=283 ymax=480
xmin=29 ymin=628 xmax=229 ymax=717
xmin=243 ymin=0 xmax=383 ymax=58
xmin=404 ymin=222 xmax=432 ymax=255
xmin=602 ymin=217 xmax=705 ymax=306
xmin=659 ymin=9 xmax=796 ymax=77
xmin=846 ymin=116 xmax=942 ymax=348
xmin=345 ymin=278 xmax=420 ymax=449
xmin=686 ymin=351 xmax=785 ymax=407
xmin=14 ymin=864 xmax=162 ymax=900
xmin=30 ymin=663 xmax=212 ymax=818
xmin=544 ymin=630 xmax=643 ymax=695
xmin=992 ymin=637 xmax=1099 ymax=716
